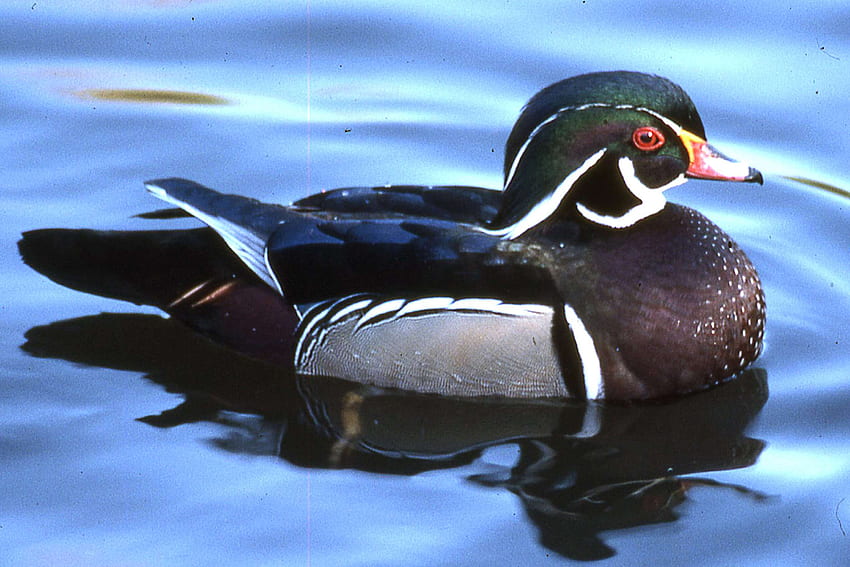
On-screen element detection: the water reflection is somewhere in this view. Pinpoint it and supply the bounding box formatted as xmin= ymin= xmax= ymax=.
xmin=21 ymin=310 xmax=768 ymax=561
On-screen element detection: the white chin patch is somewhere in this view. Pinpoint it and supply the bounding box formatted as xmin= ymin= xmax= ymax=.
xmin=576 ymin=157 xmax=684 ymax=229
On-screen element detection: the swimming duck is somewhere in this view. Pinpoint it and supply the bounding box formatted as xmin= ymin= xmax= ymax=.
xmin=52 ymin=71 xmax=770 ymax=401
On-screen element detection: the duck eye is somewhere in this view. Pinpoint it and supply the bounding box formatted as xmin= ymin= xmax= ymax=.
xmin=632 ymin=126 xmax=665 ymax=151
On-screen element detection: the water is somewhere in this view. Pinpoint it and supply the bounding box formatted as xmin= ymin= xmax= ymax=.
xmin=2 ymin=1 xmax=850 ymax=565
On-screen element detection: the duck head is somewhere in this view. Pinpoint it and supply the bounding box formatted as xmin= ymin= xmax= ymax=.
xmin=489 ymin=71 xmax=762 ymax=238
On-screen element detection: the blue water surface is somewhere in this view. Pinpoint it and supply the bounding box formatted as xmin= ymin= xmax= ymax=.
xmin=2 ymin=1 xmax=849 ymax=565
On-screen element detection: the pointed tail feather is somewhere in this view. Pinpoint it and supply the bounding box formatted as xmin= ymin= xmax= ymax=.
xmin=145 ymin=178 xmax=289 ymax=292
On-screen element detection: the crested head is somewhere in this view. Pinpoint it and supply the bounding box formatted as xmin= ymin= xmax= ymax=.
xmin=503 ymin=71 xmax=706 ymax=174
xmin=487 ymin=71 xmax=761 ymax=239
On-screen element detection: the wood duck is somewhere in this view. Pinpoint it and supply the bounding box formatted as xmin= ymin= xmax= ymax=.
xmin=34 ymin=71 xmax=767 ymax=402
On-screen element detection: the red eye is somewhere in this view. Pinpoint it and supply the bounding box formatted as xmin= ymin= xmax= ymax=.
xmin=632 ymin=126 xmax=666 ymax=151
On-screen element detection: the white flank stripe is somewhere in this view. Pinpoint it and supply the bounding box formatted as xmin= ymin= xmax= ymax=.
xmin=313 ymin=295 xmax=557 ymax=335
xmin=575 ymin=403 xmax=603 ymax=438
xmin=451 ymin=299 xmax=550 ymax=317
xmin=397 ymin=297 xmax=553 ymax=318
xmin=354 ymin=298 xmax=406 ymax=331
xmin=484 ymin=148 xmax=607 ymax=240
xmin=394 ymin=296 xmax=455 ymax=318
xmin=576 ymin=157 xmax=684 ymax=229
xmin=448 ymin=297 xmax=504 ymax=312
xmin=562 ymin=303 xmax=603 ymax=399
xmin=294 ymin=301 xmax=337 ymax=362
xmin=355 ymin=297 xmax=553 ymax=331
xmin=327 ymin=298 xmax=374 ymax=324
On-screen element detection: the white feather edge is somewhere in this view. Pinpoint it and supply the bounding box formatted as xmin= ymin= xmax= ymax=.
xmin=144 ymin=181 xmax=282 ymax=293
xmin=294 ymin=295 xmax=605 ymax=400
xmin=294 ymin=295 xmax=555 ymax=364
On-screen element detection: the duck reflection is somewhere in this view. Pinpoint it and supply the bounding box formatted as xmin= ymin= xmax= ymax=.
xmin=21 ymin=312 xmax=767 ymax=561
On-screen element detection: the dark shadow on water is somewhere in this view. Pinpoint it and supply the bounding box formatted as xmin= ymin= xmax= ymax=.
xmin=21 ymin=313 xmax=769 ymax=561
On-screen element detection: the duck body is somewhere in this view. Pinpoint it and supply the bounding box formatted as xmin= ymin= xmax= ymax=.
xmin=147 ymin=176 xmax=762 ymax=401
xmin=26 ymin=71 xmax=766 ymax=401
xmin=272 ymin=184 xmax=763 ymax=400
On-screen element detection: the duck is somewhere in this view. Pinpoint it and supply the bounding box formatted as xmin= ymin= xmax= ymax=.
xmin=34 ymin=71 xmax=767 ymax=401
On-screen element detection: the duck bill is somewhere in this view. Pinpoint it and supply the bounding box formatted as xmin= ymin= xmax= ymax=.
xmin=680 ymin=129 xmax=763 ymax=184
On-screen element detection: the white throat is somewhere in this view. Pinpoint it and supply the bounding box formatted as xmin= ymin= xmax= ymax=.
xmin=576 ymin=156 xmax=684 ymax=229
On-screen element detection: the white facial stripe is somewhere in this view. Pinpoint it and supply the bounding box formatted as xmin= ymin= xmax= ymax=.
xmin=486 ymin=148 xmax=607 ymax=240
xmin=504 ymin=112 xmax=560 ymax=188
xmin=504 ymin=103 xmax=684 ymax=190
xmin=616 ymin=104 xmax=683 ymax=134
xmin=562 ymin=303 xmax=603 ymax=399
xmin=576 ymin=157 xmax=684 ymax=229
xmin=493 ymin=104 xmax=686 ymax=239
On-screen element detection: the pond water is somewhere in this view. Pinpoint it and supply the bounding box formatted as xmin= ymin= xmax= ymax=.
xmin=2 ymin=1 xmax=850 ymax=565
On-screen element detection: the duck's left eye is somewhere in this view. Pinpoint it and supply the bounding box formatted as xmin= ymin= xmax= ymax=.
xmin=632 ymin=126 xmax=665 ymax=151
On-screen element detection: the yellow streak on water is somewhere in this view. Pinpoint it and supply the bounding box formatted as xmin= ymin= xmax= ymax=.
xmin=785 ymin=176 xmax=850 ymax=201
xmin=79 ymin=88 xmax=229 ymax=106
